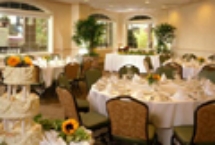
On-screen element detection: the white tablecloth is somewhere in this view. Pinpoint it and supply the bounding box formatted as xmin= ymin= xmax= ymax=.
xmin=87 ymin=77 xmax=214 ymax=145
xmin=104 ymin=53 xmax=160 ymax=73
xmin=40 ymin=65 xmax=64 ymax=88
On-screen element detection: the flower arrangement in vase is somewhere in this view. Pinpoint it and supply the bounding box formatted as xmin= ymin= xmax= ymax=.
xmin=4 ymin=55 xmax=33 ymax=67
xmin=146 ymin=73 xmax=161 ymax=85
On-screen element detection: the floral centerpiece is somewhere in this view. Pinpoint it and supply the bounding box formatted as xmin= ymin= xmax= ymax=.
xmin=43 ymin=55 xmax=52 ymax=61
xmin=34 ymin=115 xmax=93 ymax=145
xmin=4 ymin=55 xmax=33 ymax=67
xmin=197 ymin=57 xmax=205 ymax=64
xmin=146 ymin=73 xmax=161 ymax=85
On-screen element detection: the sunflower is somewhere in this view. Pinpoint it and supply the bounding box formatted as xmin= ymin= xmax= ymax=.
xmin=62 ymin=119 xmax=79 ymax=135
xmin=6 ymin=56 xmax=21 ymax=67
xmin=23 ymin=56 xmax=32 ymax=66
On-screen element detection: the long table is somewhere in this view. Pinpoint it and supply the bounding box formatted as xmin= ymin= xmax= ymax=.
xmin=104 ymin=53 xmax=160 ymax=73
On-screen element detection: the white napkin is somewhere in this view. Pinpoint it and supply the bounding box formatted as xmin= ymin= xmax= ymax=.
xmin=203 ymin=79 xmax=215 ymax=96
xmin=172 ymin=89 xmax=188 ymax=100
xmin=66 ymin=56 xmax=72 ymax=64
xmin=104 ymin=83 xmax=114 ymax=93
xmin=49 ymin=60 xmax=56 ymax=66
xmin=40 ymin=130 xmax=66 ymax=145
xmin=132 ymin=74 xmax=141 ymax=83
xmin=160 ymin=73 xmax=167 ymax=82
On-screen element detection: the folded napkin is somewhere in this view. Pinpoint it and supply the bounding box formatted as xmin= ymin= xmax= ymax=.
xmin=160 ymin=73 xmax=167 ymax=82
xmin=40 ymin=130 xmax=66 ymax=145
xmin=104 ymin=83 xmax=114 ymax=93
xmin=203 ymin=79 xmax=215 ymax=96
xmin=172 ymin=89 xmax=188 ymax=100
xmin=132 ymin=74 xmax=141 ymax=83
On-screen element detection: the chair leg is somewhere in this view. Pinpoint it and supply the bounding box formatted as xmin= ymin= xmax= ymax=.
xmin=171 ymin=135 xmax=175 ymax=145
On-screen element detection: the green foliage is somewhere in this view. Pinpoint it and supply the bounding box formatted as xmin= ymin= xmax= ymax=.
xmin=36 ymin=19 xmax=48 ymax=47
xmin=0 ymin=142 xmax=7 ymax=145
xmin=153 ymin=23 xmax=176 ymax=53
xmin=34 ymin=114 xmax=91 ymax=144
xmin=72 ymin=16 xmax=106 ymax=56
xmin=34 ymin=114 xmax=63 ymax=131
xmin=118 ymin=50 xmax=155 ymax=56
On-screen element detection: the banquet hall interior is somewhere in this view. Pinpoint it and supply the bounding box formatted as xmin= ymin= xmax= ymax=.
xmin=0 ymin=0 xmax=215 ymax=145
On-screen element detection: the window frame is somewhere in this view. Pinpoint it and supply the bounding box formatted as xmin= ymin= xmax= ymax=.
xmin=0 ymin=6 xmax=53 ymax=53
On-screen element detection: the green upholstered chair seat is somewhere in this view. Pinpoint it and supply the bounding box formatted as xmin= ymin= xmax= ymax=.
xmin=155 ymin=66 xmax=175 ymax=79
xmin=174 ymin=125 xmax=193 ymax=145
xmin=80 ymin=111 xmax=109 ymax=130
xmin=112 ymin=124 xmax=156 ymax=144
xmin=198 ymin=70 xmax=215 ymax=83
xmin=76 ymin=99 xmax=89 ymax=111
xmin=174 ymin=126 xmax=215 ymax=145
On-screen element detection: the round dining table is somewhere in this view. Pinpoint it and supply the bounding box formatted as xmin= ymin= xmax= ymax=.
xmin=87 ymin=75 xmax=215 ymax=145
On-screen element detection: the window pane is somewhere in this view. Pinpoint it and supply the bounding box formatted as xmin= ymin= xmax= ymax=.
xmin=0 ymin=15 xmax=48 ymax=53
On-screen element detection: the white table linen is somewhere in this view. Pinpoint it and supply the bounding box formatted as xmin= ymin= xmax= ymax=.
xmin=104 ymin=53 xmax=160 ymax=73
xmin=40 ymin=130 xmax=94 ymax=145
xmin=33 ymin=59 xmax=66 ymax=88
xmin=87 ymin=76 xmax=215 ymax=145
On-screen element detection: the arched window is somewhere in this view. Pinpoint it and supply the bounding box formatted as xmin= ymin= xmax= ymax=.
xmin=90 ymin=14 xmax=113 ymax=48
xmin=127 ymin=15 xmax=153 ymax=49
xmin=0 ymin=1 xmax=50 ymax=53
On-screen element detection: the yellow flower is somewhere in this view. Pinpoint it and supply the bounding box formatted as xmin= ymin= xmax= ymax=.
xmin=7 ymin=56 xmax=21 ymax=67
xmin=23 ymin=56 xmax=32 ymax=66
xmin=62 ymin=119 xmax=79 ymax=135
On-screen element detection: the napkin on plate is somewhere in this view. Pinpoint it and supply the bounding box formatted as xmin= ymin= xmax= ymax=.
xmin=172 ymin=89 xmax=189 ymax=100
xmin=132 ymin=74 xmax=141 ymax=83
xmin=203 ymin=79 xmax=215 ymax=96
xmin=160 ymin=73 xmax=167 ymax=82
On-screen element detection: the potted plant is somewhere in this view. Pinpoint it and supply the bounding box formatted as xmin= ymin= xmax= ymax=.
xmin=0 ymin=16 xmax=10 ymax=27
xmin=72 ymin=16 xmax=106 ymax=57
xmin=153 ymin=23 xmax=176 ymax=54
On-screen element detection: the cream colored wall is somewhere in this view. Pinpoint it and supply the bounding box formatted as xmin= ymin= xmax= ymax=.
xmin=168 ymin=0 xmax=215 ymax=57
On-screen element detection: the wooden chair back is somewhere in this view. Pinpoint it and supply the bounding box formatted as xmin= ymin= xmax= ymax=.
xmin=64 ymin=62 xmax=80 ymax=80
xmin=192 ymin=100 xmax=215 ymax=144
xmin=56 ymin=87 xmax=81 ymax=123
xmin=107 ymin=96 xmax=149 ymax=142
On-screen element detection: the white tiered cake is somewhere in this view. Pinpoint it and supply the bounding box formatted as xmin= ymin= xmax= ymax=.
xmin=0 ymin=66 xmax=42 ymax=145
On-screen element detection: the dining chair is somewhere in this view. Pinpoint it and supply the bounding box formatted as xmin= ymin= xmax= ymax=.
xmin=144 ymin=56 xmax=153 ymax=73
xmin=207 ymin=54 xmax=215 ymax=61
xmin=198 ymin=64 xmax=215 ymax=83
xmin=106 ymin=95 xmax=157 ymax=145
xmin=182 ymin=53 xmax=197 ymax=61
xmin=118 ymin=64 xmax=140 ymax=78
xmin=77 ymin=59 xmax=93 ymax=84
xmin=155 ymin=66 xmax=176 ymax=80
xmin=31 ymin=65 xmax=45 ymax=96
xmin=171 ymin=100 xmax=215 ymax=145
xmin=64 ymin=62 xmax=81 ymax=95
xmin=159 ymin=54 xmax=171 ymax=65
xmin=56 ymin=73 xmax=89 ymax=112
xmin=164 ymin=62 xmax=183 ymax=79
xmin=85 ymin=68 xmax=102 ymax=91
xmin=56 ymin=86 xmax=109 ymax=139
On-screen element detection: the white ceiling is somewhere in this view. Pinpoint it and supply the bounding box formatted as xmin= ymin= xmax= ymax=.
xmin=52 ymin=0 xmax=200 ymax=12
